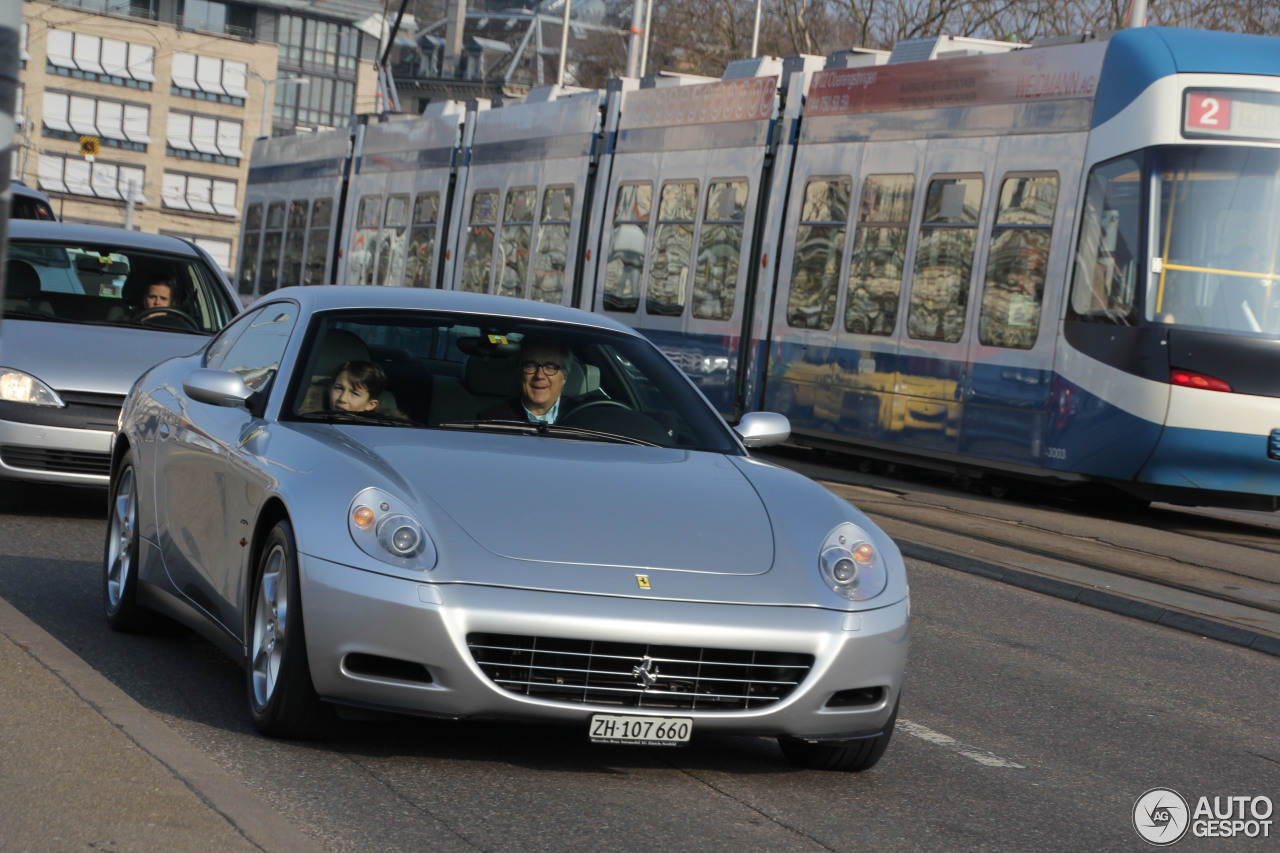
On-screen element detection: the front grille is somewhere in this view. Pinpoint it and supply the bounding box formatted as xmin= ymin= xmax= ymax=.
xmin=468 ymin=633 xmax=814 ymax=711
xmin=0 ymin=445 xmax=111 ymax=476
xmin=0 ymin=392 xmax=124 ymax=432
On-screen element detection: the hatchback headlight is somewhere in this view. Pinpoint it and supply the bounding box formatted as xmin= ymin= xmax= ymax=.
xmin=0 ymin=369 xmax=63 ymax=407
xmin=818 ymin=522 xmax=887 ymax=601
xmin=349 ymin=487 xmax=437 ymax=571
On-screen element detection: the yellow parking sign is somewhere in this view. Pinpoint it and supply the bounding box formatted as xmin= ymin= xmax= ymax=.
xmin=79 ymin=136 xmax=100 ymax=157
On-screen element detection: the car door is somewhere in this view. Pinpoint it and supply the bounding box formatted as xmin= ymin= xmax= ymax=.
xmin=155 ymin=302 xmax=299 ymax=637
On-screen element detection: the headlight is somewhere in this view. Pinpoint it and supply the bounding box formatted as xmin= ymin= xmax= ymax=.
xmin=818 ymin=522 xmax=887 ymax=601
xmin=348 ymin=487 xmax=437 ymax=571
xmin=0 ymin=369 xmax=63 ymax=407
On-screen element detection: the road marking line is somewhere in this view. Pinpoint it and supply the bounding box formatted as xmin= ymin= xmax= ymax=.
xmin=897 ymin=719 xmax=1026 ymax=769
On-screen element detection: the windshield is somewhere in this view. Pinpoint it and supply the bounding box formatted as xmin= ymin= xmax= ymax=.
xmin=4 ymin=239 xmax=238 ymax=333
xmin=1150 ymin=146 xmax=1280 ymax=336
xmin=287 ymin=310 xmax=742 ymax=453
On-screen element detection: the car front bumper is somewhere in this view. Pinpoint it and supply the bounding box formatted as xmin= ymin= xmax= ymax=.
xmin=0 ymin=416 xmax=113 ymax=485
xmin=300 ymin=553 xmax=909 ymax=740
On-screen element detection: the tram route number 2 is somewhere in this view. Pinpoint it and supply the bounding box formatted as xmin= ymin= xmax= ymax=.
xmin=589 ymin=714 xmax=692 ymax=746
xmin=1187 ymin=93 xmax=1231 ymax=130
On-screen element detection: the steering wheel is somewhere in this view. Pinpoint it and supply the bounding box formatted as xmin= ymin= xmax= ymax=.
xmin=134 ymin=306 xmax=199 ymax=330
xmin=563 ymin=399 xmax=630 ymax=418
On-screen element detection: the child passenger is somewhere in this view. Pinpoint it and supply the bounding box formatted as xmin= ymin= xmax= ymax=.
xmin=328 ymin=360 xmax=386 ymax=413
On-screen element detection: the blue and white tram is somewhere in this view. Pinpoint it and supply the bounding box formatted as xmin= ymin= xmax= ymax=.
xmin=235 ymin=26 xmax=1280 ymax=510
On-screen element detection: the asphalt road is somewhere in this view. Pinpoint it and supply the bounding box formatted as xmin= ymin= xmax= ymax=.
xmin=0 ymin=481 xmax=1277 ymax=852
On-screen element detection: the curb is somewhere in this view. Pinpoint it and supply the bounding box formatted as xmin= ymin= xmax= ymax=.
xmin=897 ymin=540 xmax=1280 ymax=658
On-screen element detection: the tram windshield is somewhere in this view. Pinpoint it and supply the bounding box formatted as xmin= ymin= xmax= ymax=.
xmin=1150 ymin=146 xmax=1280 ymax=336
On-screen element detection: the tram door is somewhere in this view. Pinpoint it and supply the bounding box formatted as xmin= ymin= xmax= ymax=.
xmin=889 ymin=140 xmax=995 ymax=456
xmin=339 ymin=112 xmax=462 ymax=289
xmin=594 ymin=77 xmax=779 ymax=416
xmin=446 ymin=92 xmax=601 ymax=306
xmin=958 ymin=132 xmax=1079 ymax=469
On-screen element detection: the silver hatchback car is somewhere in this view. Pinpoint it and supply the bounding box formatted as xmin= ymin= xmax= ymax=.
xmin=0 ymin=220 xmax=240 ymax=486
xmin=106 ymin=285 xmax=909 ymax=771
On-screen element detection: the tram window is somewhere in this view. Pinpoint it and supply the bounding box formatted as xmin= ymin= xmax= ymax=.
xmin=1150 ymin=147 xmax=1280 ymax=334
xmin=846 ymin=174 xmax=914 ymax=335
xmin=404 ymin=192 xmax=439 ymax=288
xmin=281 ymin=200 xmax=308 ymax=288
xmin=1069 ymin=157 xmax=1139 ymax=323
xmin=374 ymin=194 xmax=409 ymax=287
xmin=351 ymin=195 xmax=382 ymax=286
xmin=532 ymin=186 xmax=573 ymax=304
xmin=980 ymin=174 xmax=1058 ymax=349
xmin=646 ymin=181 xmax=698 ymax=317
xmin=237 ymin=201 xmax=263 ymax=298
xmin=907 ymin=176 xmax=983 ymax=342
xmin=604 ymin=183 xmax=651 ymax=313
xmin=461 ymin=190 xmax=498 ymax=293
xmin=693 ymin=180 xmax=747 ymax=321
xmin=497 ymin=187 xmax=535 ymax=299
xmin=261 ymin=201 xmax=287 ymax=293
xmin=787 ymin=177 xmax=851 ymax=330
xmin=304 ymin=198 xmax=332 ymax=285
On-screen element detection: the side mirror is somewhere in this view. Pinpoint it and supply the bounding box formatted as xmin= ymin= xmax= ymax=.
xmin=183 ymin=368 xmax=255 ymax=409
xmin=734 ymin=411 xmax=790 ymax=448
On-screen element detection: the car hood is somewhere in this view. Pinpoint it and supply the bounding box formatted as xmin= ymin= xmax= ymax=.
xmin=346 ymin=431 xmax=775 ymax=575
xmin=0 ymin=318 xmax=206 ymax=395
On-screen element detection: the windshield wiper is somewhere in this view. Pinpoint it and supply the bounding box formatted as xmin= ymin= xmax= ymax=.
xmin=297 ymin=410 xmax=412 ymax=427
xmin=2 ymin=309 xmax=73 ymax=322
xmin=436 ymin=419 xmax=658 ymax=447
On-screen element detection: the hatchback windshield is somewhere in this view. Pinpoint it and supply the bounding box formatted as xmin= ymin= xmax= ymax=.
xmin=4 ymin=239 xmax=238 ymax=333
xmin=283 ymin=310 xmax=742 ymax=453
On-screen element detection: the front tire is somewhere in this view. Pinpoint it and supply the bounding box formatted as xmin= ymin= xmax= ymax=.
xmin=247 ymin=520 xmax=332 ymax=738
xmin=778 ymin=699 xmax=898 ymax=771
xmin=103 ymin=453 xmax=159 ymax=632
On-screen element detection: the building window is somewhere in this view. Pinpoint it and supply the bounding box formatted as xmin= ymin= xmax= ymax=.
xmin=280 ymin=14 xmax=360 ymax=73
xmin=42 ymin=92 xmax=149 ymax=152
xmin=166 ymin=113 xmax=243 ymax=165
xmin=38 ymin=153 xmax=146 ymax=202
xmin=45 ymin=30 xmax=155 ymax=90
xmin=162 ymin=172 xmax=238 ymax=216
xmin=171 ymin=52 xmax=248 ymax=106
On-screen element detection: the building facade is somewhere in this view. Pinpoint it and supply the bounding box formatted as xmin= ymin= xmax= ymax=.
xmin=16 ymin=0 xmax=383 ymax=273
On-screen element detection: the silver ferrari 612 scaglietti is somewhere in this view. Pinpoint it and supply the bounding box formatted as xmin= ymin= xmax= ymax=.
xmin=105 ymin=285 xmax=909 ymax=771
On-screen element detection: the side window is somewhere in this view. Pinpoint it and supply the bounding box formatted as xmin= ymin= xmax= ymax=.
xmin=908 ymin=175 xmax=983 ymax=342
xmin=351 ymin=194 xmax=382 ymax=287
xmin=692 ymin=179 xmax=747 ymax=321
xmin=461 ymin=189 xmax=498 ymax=293
xmin=237 ymin=202 xmax=263 ymax=299
xmin=846 ymin=174 xmax=914 ymax=335
xmin=405 ymin=192 xmax=439 ymax=288
xmin=1070 ymin=156 xmax=1140 ymax=323
xmin=532 ymin=185 xmax=573 ymax=304
xmin=304 ymin=198 xmax=332 ymax=285
xmin=260 ymin=201 xmax=287 ymax=294
xmin=281 ymin=199 xmax=309 ymax=288
xmin=497 ymin=187 xmax=535 ymax=299
xmin=603 ymin=182 xmax=651 ymax=313
xmin=646 ymin=181 xmax=698 ymax=316
xmin=980 ymin=174 xmax=1058 ymax=349
xmin=206 ymin=302 xmax=298 ymax=391
xmin=375 ymin=193 xmax=409 ymax=287
xmin=787 ymin=177 xmax=851 ymax=329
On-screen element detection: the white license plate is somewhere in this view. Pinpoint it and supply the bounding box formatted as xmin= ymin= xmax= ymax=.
xmin=589 ymin=714 xmax=692 ymax=746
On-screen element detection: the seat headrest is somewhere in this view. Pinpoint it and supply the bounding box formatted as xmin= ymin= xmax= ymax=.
xmin=464 ymin=356 xmax=518 ymax=397
xmin=312 ymin=329 xmax=372 ymax=380
xmin=5 ymin=261 xmax=41 ymax=298
xmin=564 ymin=363 xmax=600 ymax=397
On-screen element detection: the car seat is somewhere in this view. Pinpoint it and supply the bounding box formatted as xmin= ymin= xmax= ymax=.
xmin=3 ymin=260 xmax=53 ymax=315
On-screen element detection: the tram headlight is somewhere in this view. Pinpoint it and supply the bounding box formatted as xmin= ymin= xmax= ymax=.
xmin=818 ymin=522 xmax=887 ymax=601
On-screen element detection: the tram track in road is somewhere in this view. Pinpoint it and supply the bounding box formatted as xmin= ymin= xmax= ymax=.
xmin=759 ymin=448 xmax=1280 ymax=656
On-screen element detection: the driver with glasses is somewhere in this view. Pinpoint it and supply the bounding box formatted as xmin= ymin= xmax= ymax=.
xmin=480 ymin=337 xmax=579 ymax=424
